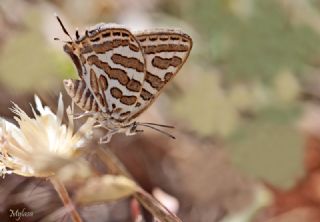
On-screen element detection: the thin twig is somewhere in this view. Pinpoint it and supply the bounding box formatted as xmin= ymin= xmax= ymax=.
xmin=95 ymin=146 xmax=131 ymax=177
xmin=50 ymin=177 xmax=83 ymax=222
xmin=135 ymin=189 xmax=182 ymax=222
xmin=96 ymin=147 xmax=182 ymax=222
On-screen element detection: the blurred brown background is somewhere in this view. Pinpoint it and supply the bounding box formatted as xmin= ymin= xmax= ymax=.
xmin=1 ymin=0 xmax=320 ymax=221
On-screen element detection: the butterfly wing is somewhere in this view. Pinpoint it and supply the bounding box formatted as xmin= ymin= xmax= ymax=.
xmin=67 ymin=24 xmax=146 ymax=121
xmin=64 ymin=79 xmax=101 ymax=112
xmin=127 ymin=29 xmax=193 ymax=121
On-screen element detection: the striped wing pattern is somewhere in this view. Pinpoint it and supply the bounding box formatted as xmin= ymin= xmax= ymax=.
xmin=85 ymin=24 xmax=146 ymax=121
xmin=64 ymin=79 xmax=101 ymax=112
xmin=63 ymin=24 xmax=192 ymax=127
xmin=128 ymin=30 xmax=192 ymax=120
xmin=64 ymin=24 xmax=145 ymax=121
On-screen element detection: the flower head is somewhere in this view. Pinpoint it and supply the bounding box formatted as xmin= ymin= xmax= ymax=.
xmin=0 ymin=94 xmax=95 ymax=177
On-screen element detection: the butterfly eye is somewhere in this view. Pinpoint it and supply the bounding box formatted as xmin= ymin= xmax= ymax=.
xmin=63 ymin=43 xmax=73 ymax=53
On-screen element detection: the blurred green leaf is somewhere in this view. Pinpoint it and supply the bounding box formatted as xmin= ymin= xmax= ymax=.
xmin=180 ymin=0 xmax=320 ymax=82
xmin=0 ymin=10 xmax=69 ymax=92
xmin=174 ymin=74 xmax=239 ymax=137
xmin=273 ymin=69 xmax=301 ymax=103
xmin=228 ymin=104 xmax=303 ymax=188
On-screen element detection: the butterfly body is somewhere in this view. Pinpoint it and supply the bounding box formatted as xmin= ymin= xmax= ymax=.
xmin=60 ymin=20 xmax=192 ymax=142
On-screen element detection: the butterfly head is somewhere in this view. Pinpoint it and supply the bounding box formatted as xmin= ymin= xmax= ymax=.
xmin=55 ymin=15 xmax=83 ymax=77
xmin=63 ymin=43 xmax=83 ymax=77
xmin=54 ymin=15 xmax=82 ymax=54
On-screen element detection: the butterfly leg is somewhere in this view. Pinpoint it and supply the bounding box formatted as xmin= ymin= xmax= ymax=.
xmin=99 ymin=129 xmax=118 ymax=144
xmin=71 ymin=111 xmax=96 ymax=119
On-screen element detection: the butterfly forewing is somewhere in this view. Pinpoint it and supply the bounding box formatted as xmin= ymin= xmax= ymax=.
xmin=128 ymin=29 xmax=192 ymax=120
xmin=68 ymin=24 xmax=146 ymax=120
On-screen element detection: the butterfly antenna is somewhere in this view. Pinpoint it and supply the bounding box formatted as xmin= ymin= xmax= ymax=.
xmin=138 ymin=123 xmax=176 ymax=139
xmin=55 ymin=13 xmax=73 ymax=41
xmin=140 ymin=122 xmax=175 ymax=128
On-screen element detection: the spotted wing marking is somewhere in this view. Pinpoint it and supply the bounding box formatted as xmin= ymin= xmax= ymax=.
xmin=128 ymin=29 xmax=193 ymax=120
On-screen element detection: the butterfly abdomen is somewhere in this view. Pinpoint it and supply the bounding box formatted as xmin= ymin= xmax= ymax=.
xmin=64 ymin=79 xmax=100 ymax=112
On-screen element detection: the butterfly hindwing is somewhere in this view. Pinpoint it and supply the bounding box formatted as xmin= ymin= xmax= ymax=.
xmin=128 ymin=29 xmax=193 ymax=120
xmin=64 ymin=79 xmax=100 ymax=112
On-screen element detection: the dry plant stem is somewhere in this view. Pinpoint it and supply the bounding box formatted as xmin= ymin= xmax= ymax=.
xmin=96 ymin=146 xmax=131 ymax=177
xmin=134 ymin=189 xmax=182 ymax=222
xmin=50 ymin=177 xmax=83 ymax=222
xmin=96 ymin=147 xmax=182 ymax=222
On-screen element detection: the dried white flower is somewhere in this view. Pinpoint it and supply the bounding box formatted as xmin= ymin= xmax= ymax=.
xmin=0 ymin=94 xmax=95 ymax=177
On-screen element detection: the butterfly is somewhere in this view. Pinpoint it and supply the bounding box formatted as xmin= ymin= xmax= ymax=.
xmin=56 ymin=16 xmax=193 ymax=143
